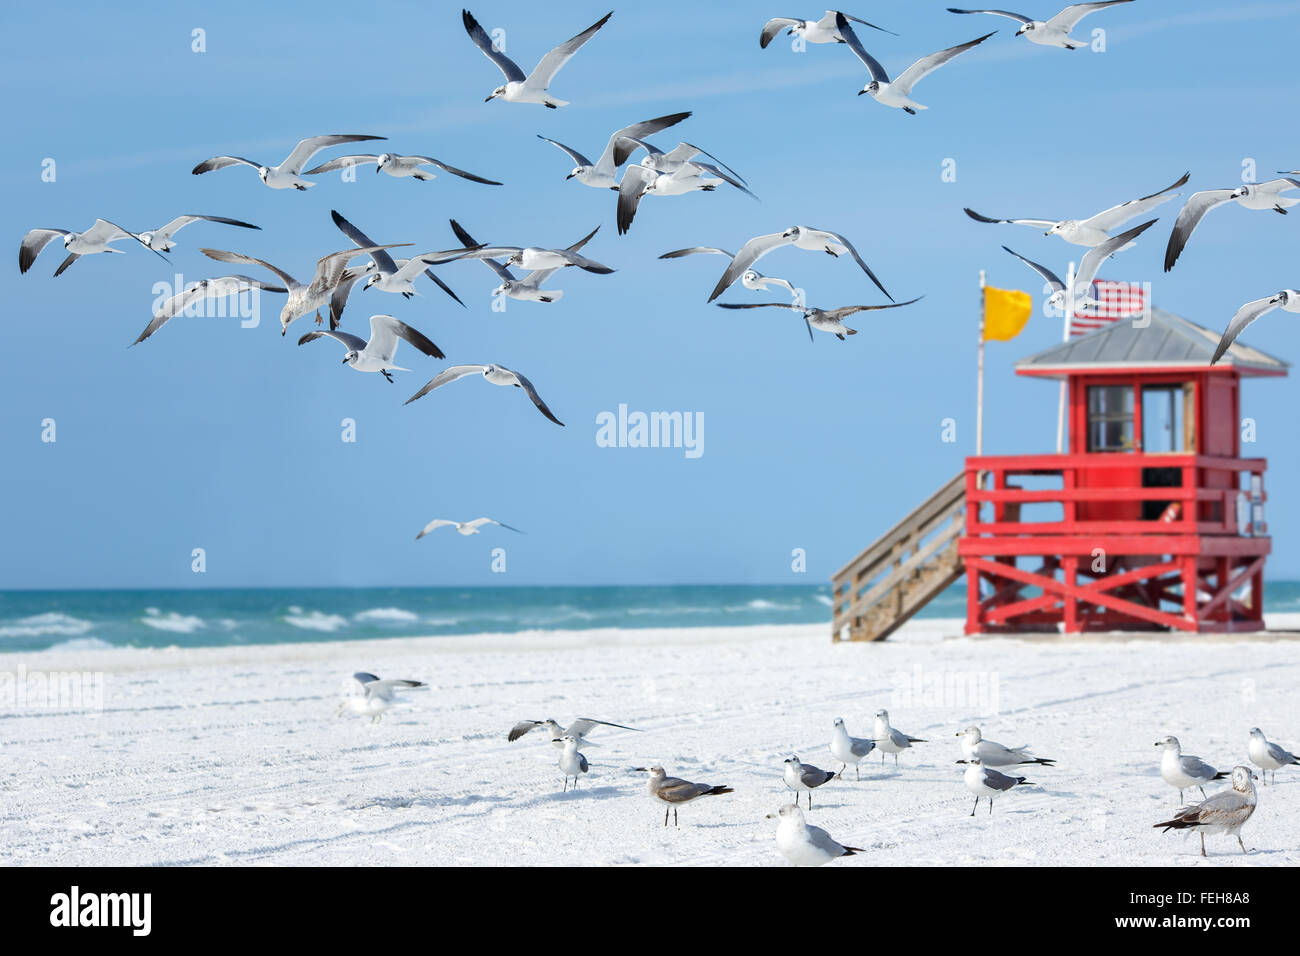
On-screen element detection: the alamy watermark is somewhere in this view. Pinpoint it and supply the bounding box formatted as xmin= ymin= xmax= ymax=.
xmin=596 ymin=404 xmax=703 ymax=459
xmin=0 ymin=665 xmax=105 ymax=713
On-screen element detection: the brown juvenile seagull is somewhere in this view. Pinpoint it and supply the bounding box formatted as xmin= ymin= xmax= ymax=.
xmin=636 ymin=765 xmax=733 ymax=827
xmin=1154 ymin=766 xmax=1258 ymax=857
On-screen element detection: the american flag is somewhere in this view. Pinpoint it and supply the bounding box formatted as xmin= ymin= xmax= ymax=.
xmin=1070 ymin=279 xmax=1148 ymax=336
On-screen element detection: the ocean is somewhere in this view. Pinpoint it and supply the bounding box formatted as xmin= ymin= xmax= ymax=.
xmin=2 ymin=582 xmax=1298 ymax=653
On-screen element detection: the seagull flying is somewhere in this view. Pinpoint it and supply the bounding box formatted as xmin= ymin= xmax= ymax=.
xmin=1156 ymin=735 xmax=1228 ymax=803
xmin=874 ymin=709 xmax=926 ymax=765
xmin=707 ymin=226 xmax=891 ymax=302
xmin=1154 ymin=766 xmax=1258 ymax=857
xmin=999 ymin=218 xmax=1159 ymax=310
xmin=964 ymin=758 xmax=1033 ymax=815
xmin=1211 ymin=291 xmax=1300 ymax=365
xmin=636 ymin=765 xmax=733 ymax=827
xmin=449 ymin=219 xmax=599 ymax=303
xmin=946 ymin=1 xmax=1134 ymax=49
xmin=1164 ymin=178 xmax=1300 ymax=271
xmin=337 ymin=672 xmax=427 ymax=723
xmin=509 ymin=717 xmax=641 ymax=749
xmin=956 ymin=726 xmax=1056 ymax=767
xmin=838 ymin=14 xmax=994 ymax=113
xmin=759 ymin=10 xmax=896 ymax=48
xmin=297 ymin=313 xmax=444 ymax=382
xmin=768 ymin=804 xmax=864 ymax=867
xmin=659 ymin=247 xmax=796 ymax=295
xmin=192 ymin=134 xmax=385 ymax=190
xmin=403 ymin=364 xmax=564 ymax=426
xmin=200 ymin=244 xmax=410 ymax=335
xmin=538 ymin=112 xmax=692 ymax=189
xmin=20 ymin=219 xmax=147 ymax=277
xmin=427 ymin=241 xmax=614 ymax=276
xmin=830 ymin=717 xmax=876 ymax=780
xmin=964 ymin=171 xmax=1188 ymax=247
xmin=715 ymin=297 xmax=922 ymax=342
xmin=615 ymin=140 xmax=757 ymax=234
xmin=135 ymin=215 xmax=260 ymax=253
xmin=783 ymin=755 xmax=836 ymax=809
xmin=463 ymin=9 xmax=611 ymax=107
xmin=132 ymin=275 xmax=288 ymax=346
xmin=416 ymin=517 xmax=523 ymax=540
xmin=304 ymin=152 xmax=501 ymax=185
xmin=1247 ymin=727 xmax=1299 ymax=785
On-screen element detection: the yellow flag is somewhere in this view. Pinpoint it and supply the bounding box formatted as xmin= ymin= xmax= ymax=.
xmin=983 ymin=286 xmax=1032 ymax=342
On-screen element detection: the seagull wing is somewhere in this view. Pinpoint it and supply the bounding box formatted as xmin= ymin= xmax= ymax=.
xmin=982 ymin=767 xmax=1023 ymax=791
xmin=1211 ymin=295 xmax=1281 ymax=365
xmin=1256 ymin=176 xmax=1300 ymax=195
xmin=603 ymin=112 xmax=692 ymax=171
xmin=18 ymin=228 xmax=70 ymax=273
xmin=362 ymin=678 xmax=425 ymax=701
xmin=808 ymin=227 xmax=893 ymax=301
xmin=1266 ymin=741 xmax=1299 ymax=764
xmin=565 ymin=225 xmax=600 ymax=253
xmin=297 ymin=328 xmax=369 ymax=351
xmin=1074 ymin=217 xmax=1157 ymax=290
xmin=151 ymin=214 xmax=260 ymax=244
xmin=404 ymin=365 xmax=489 ymax=406
xmin=964 ymin=208 xmax=1059 ymax=229
xmin=313 ymin=244 xmax=411 ymax=294
xmin=537 ymin=135 xmax=594 ymax=169
xmin=805 ymin=824 xmax=849 ymax=856
xmin=1002 ymin=245 xmax=1064 ymax=294
xmin=1179 ymin=754 xmax=1220 ymax=781
xmin=841 ymin=12 xmax=898 ymax=37
xmin=509 ymin=369 xmax=565 ymax=426
xmin=370 ymin=313 xmax=445 ymax=360
xmin=1046 ymin=0 xmax=1134 ymax=34
xmin=281 ymin=134 xmax=385 ymax=175
xmin=353 ymin=672 xmax=383 ymax=685
xmin=827 ymin=296 xmax=924 ymax=320
xmin=1164 ymin=189 xmax=1237 ymax=271
xmin=835 ymin=13 xmax=891 ymax=83
xmin=463 ymin=9 xmax=527 ymax=82
xmin=200 ymin=248 xmax=298 ymax=289
xmin=892 ymin=32 xmax=995 ymax=96
xmin=303 ymin=154 xmax=382 ymax=175
xmin=760 ymin=17 xmax=803 ymax=48
xmin=525 ymin=11 xmax=612 ymax=90
xmin=410 ymin=156 xmax=502 ymax=185
xmin=327 ymin=268 xmax=367 ymax=329
xmin=567 ymin=718 xmax=641 ymax=736
xmin=945 ymin=8 xmax=1032 ymax=25
xmin=617 ymin=165 xmax=656 ymax=236
xmin=135 ymin=275 xmax=287 ymax=346
xmin=1083 ymin=171 xmax=1189 ymax=233
xmin=467 ymin=517 xmax=524 ymax=533
xmin=660 ymin=246 xmax=734 ymax=259
xmin=555 ymin=249 xmax=615 ymax=274
xmin=449 ymin=219 xmax=515 ymax=280
xmin=692 ymin=161 xmax=759 ymax=200
xmin=715 ymin=302 xmax=803 ymax=312
xmin=507 ymin=720 xmax=544 ymax=741
xmin=416 ymin=519 xmax=458 ymax=540
xmin=83 ymin=219 xmax=139 ymax=245
xmin=331 ymin=210 xmax=400 ymax=275
xmin=708 ymin=232 xmax=792 ymax=301
xmin=191 ymin=155 xmax=260 ymax=175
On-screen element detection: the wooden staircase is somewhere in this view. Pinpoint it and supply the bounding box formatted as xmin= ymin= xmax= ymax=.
xmin=831 ymin=472 xmax=966 ymax=641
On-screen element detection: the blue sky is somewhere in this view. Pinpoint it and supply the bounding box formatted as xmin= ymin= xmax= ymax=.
xmin=3 ymin=0 xmax=1299 ymax=589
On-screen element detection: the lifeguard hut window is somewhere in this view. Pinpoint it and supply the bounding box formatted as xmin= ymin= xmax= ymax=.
xmin=1141 ymin=383 xmax=1194 ymax=452
xmin=1086 ymin=384 xmax=1134 ymax=452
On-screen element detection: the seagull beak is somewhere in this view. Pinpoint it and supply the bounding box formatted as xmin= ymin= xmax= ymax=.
xmin=565 ymin=173 xmax=575 ymax=180
xmin=633 ymin=767 xmax=648 ymax=772
xmin=484 ymin=93 xmax=496 ymax=102
xmin=341 ymin=356 xmax=349 ymax=365
xmin=857 ymin=88 xmax=867 ymax=96
xmin=765 ymin=813 xmax=777 ymax=819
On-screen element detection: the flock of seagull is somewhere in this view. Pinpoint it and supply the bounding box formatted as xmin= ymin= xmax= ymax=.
xmin=337 ymin=671 xmax=1296 ymax=864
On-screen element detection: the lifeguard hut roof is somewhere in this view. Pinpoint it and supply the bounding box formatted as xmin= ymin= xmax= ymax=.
xmin=1015 ymin=307 xmax=1288 ymax=380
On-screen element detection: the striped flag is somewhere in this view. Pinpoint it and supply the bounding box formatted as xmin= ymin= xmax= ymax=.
xmin=1070 ymin=279 xmax=1148 ymax=336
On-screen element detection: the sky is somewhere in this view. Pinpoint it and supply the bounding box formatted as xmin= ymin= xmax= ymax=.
xmin=2 ymin=0 xmax=1299 ymax=590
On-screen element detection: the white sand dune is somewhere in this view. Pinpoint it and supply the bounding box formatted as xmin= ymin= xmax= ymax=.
xmin=1 ymin=618 xmax=1297 ymax=866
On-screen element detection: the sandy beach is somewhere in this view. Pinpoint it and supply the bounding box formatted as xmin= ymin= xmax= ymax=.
xmin=2 ymin=618 xmax=1297 ymax=867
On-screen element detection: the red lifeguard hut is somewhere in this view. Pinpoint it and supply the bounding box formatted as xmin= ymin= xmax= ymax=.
xmin=960 ymin=307 xmax=1287 ymax=634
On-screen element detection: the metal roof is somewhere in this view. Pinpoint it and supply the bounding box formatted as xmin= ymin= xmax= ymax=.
xmin=1016 ymin=307 xmax=1289 ymax=378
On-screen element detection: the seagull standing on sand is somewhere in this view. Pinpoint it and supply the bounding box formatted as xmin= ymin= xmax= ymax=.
xmin=837 ymin=14 xmax=994 ymax=113
xmin=304 ymin=152 xmax=501 ymax=185
xmin=131 ymin=275 xmax=288 ymax=345
xmin=783 ymin=755 xmax=836 ymax=808
xmin=337 ymin=672 xmax=427 ymax=723
xmin=715 ymin=297 xmax=922 ymax=342
xmin=707 ymin=226 xmax=891 ymax=302
xmin=462 ymin=9 xmax=611 ymax=107
xmin=135 ymin=215 xmax=260 ymax=252
xmin=1164 ymin=178 xmax=1300 ymax=271
xmin=403 ymin=364 xmax=565 ymax=426
xmin=1156 ymin=735 xmax=1228 ymax=803
xmin=537 ymin=113 xmax=692 ymax=189
xmin=956 ymin=726 xmax=1055 ymax=767
xmin=20 ymin=219 xmax=147 ymax=276
xmin=1210 ymin=291 xmax=1300 ymax=365
xmin=559 ymin=736 xmax=590 ymax=792
xmin=759 ymin=10 xmax=896 ymax=48
xmin=191 ymin=134 xmax=385 ymax=190
xmin=1154 ymin=766 xmax=1258 ymax=857
xmin=297 ymin=314 xmax=444 ymax=382
xmin=964 ymin=758 xmax=1033 ymax=815
xmin=508 ymin=717 xmax=641 ymax=749
xmin=417 ymin=517 xmax=523 ymax=539
xmin=636 ymin=765 xmax=733 ymax=827
xmin=946 ymin=1 xmax=1134 ymax=49
xmin=200 ymin=244 xmax=410 ymax=335
xmin=874 ymin=709 xmax=926 ymax=765
xmin=768 ymin=804 xmax=864 ymax=867
xmin=1247 ymin=727 xmax=1299 ymax=785
xmin=830 ymin=717 xmax=876 ymax=780
xmin=964 ymin=172 xmax=1188 ymax=247
xmin=659 ymin=247 xmax=797 ymax=295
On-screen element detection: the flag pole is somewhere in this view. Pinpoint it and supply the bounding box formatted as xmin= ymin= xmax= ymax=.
xmin=1056 ymin=261 xmax=1075 ymax=454
xmin=977 ymin=269 xmax=986 ymax=460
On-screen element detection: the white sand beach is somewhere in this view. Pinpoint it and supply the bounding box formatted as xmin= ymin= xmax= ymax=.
xmin=2 ymin=618 xmax=1297 ymax=867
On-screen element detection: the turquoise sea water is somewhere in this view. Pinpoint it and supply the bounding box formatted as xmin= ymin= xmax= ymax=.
xmin=1 ymin=582 xmax=1297 ymax=653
